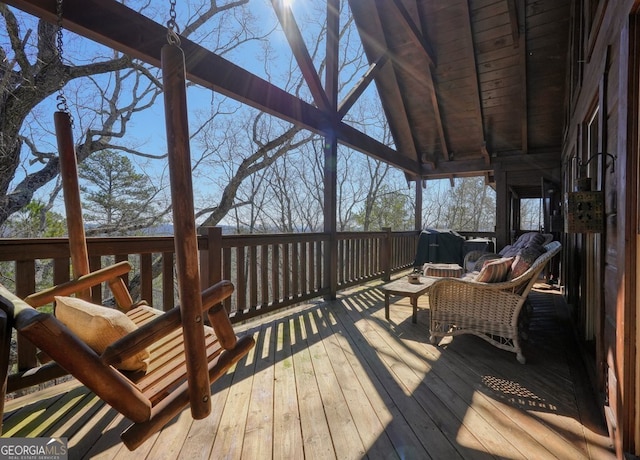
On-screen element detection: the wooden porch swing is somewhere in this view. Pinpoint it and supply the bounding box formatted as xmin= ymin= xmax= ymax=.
xmin=0 ymin=11 xmax=254 ymax=451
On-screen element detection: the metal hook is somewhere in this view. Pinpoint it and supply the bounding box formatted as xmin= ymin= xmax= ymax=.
xmin=578 ymin=152 xmax=617 ymax=173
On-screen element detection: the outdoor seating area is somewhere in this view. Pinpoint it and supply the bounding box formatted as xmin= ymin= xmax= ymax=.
xmin=1 ymin=279 xmax=613 ymax=459
xmin=4 ymin=0 xmax=640 ymax=455
xmin=429 ymin=241 xmax=561 ymax=364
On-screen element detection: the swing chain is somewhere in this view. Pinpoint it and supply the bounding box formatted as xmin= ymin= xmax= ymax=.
xmin=55 ymin=0 xmax=73 ymax=125
xmin=166 ymin=0 xmax=181 ymax=46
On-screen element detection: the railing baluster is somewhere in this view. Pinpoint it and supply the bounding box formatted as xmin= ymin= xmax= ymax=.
xmin=89 ymin=255 xmax=102 ymax=304
xmin=282 ymin=243 xmax=290 ymax=300
xmin=15 ymin=260 xmax=37 ymax=370
xmin=300 ymin=241 xmax=308 ymax=295
xmin=162 ymin=252 xmax=174 ymax=311
xmin=223 ymin=247 xmax=232 ymax=314
xmin=140 ymin=253 xmax=153 ymax=307
xmin=272 ymin=243 xmax=280 ymax=304
xmin=53 ymin=257 xmax=70 ymax=286
xmin=316 ymin=241 xmax=323 ymax=290
xmin=292 ymin=242 xmax=299 ymax=298
xmin=249 ymin=245 xmax=258 ymax=309
xmin=115 ymin=254 xmax=129 ymax=288
xmin=261 ymin=244 xmax=269 ymax=308
xmin=236 ymin=246 xmax=246 ymax=313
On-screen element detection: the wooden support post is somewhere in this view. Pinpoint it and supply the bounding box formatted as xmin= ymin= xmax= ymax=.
xmin=324 ymin=0 xmax=340 ymax=300
xmin=162 ymin=42 xmax=210 ymax=419
xmin=415 ymin=179 xmax=423 ymax=231
xmin=495 ymin=169 xmax=510 ymax=250
xmin=54 ymin=111 xmax=91 ymax=300
xmin=324 ymin=134 xmax=338 ymax=300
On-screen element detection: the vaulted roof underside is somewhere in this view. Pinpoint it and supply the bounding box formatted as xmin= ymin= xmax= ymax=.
xmin=348 ymin=0 xmax=569 ymax=192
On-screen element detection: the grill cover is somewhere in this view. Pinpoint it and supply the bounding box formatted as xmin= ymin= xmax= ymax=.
xmin=413 ymin=229 xmax=465 ymax=267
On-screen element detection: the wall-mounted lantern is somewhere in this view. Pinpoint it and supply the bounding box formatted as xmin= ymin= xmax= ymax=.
xmin=565 ymin=152 xmax=615 ymax=234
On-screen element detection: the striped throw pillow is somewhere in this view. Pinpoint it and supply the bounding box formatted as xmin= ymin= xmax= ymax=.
xmin=475 ymin=257 xmax=514 ymax=283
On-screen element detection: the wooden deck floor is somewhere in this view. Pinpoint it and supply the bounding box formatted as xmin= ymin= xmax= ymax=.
xmin=2 ymin=278 xmax=614 ymax=459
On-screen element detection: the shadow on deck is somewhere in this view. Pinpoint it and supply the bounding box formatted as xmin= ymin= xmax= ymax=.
xmin=2 ymin=279 xmax=614 ymax=459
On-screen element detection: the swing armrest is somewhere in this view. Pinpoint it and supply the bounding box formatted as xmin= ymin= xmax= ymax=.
xmin=101 ymin=280 xmax=235 ymax=367
xmin=24 ymin=261 xmax=133 ymax=308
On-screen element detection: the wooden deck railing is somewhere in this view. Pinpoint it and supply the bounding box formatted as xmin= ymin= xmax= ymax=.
xmin=0 ymin=228 xmax=424 ymax=373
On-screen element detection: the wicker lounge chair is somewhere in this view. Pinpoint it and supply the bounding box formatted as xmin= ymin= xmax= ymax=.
xmin=428 ymin=241 xmax=561 ymax=364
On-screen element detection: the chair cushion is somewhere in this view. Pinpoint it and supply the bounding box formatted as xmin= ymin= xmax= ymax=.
xmin=475 ymin=257 xmax=514 ymax=283
xmin=508 ymin=246 xmax=546 ymax=280
xmin=500 ymin=233 xmax=548 ymax=257
xmin=472 ymin=253 xmax=502 ymax=272
xmin=54 ymin=296 xmax=149 ymax=371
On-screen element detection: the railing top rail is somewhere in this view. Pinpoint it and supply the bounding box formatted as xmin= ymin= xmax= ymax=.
xmin=0 ymin=229 xmax=491 ymax=262
xmin=219 ymin=232 xmax=329 ymax=247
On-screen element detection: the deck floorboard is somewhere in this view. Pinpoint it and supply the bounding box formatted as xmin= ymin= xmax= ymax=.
xmin=2 ymin=279 xmax=614 ymax=459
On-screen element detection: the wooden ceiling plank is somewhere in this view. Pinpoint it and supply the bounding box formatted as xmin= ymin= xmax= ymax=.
xmin=338 ymin=53 xmax=389 ymax=119
xmin=270 ymin=0 xmax=331 ymax=112
xmin=347 ymin=0 xmax=420 ymax=165
xmin=420 ymin=151 xmax=560 ymax=178
xmin=458 ymin=0 xmax=487 ymax=159
xmin=507 ymin=0 xmax=520 ymax=48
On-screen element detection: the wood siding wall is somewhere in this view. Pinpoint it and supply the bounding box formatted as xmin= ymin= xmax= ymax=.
xmin=562 ymin=1 xmax=639 ymax=456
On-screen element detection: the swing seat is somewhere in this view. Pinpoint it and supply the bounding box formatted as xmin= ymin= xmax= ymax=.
xmin=0 ymin=35 xmax=254 ymax=450
xmin=0 ymin=266 xmax=254 ymax=450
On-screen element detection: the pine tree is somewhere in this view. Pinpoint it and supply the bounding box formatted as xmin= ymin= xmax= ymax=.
xmin=78 ymin=151 xmax=160 ymax=235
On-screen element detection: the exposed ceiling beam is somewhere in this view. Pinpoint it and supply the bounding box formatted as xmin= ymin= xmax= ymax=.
xmin=270 ymin=0 xmax=331 ymax=112
xmin=420 ymin=151 xmax=560 ymax=177
xmin=4 ymin=0 xmax=421 ymax=174
xmin=481 ymin=143 xmax=491 ymax=164
xmin=389 ymin=0 xmax=436 ymax=66
xmin=336 ymin=123 xmax=419 ymax=171
xmin=514 ymin=0 xmax=528 ymax=154
xmin=338 ymin=52 xmax=389 ymax=119
xmin=422 ymin=159 xmax=492 ymax=178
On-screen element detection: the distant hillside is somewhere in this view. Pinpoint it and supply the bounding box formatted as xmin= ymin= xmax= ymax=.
xmin=142 ymin=224 xmax=238 ymax=236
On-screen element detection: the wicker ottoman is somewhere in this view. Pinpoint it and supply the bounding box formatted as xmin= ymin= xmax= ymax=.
xmin=422 ymin=263 xmax=463 ymax=278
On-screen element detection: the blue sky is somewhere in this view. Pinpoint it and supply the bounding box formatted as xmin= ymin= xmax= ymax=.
xmin=5 ymin=1 xmax=459 ymax=227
